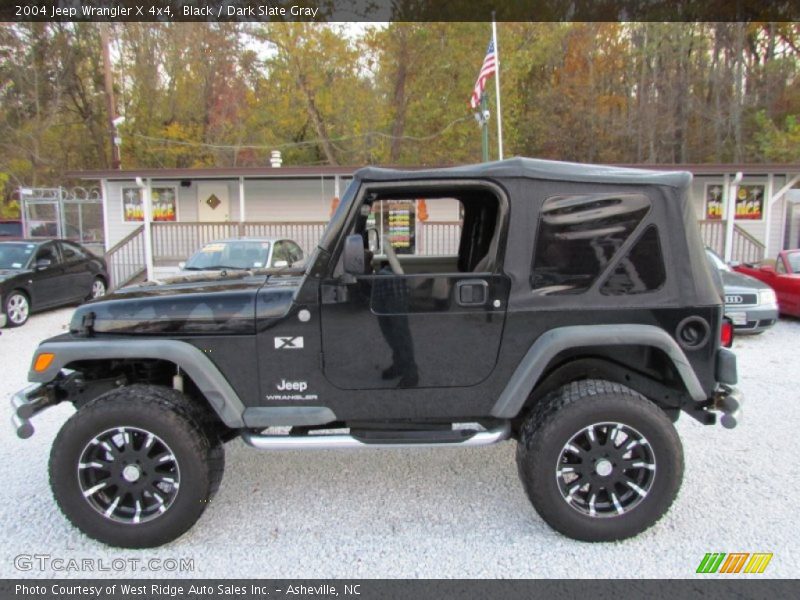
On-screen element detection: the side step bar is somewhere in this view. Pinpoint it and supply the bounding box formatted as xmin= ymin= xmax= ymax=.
xmin=240 ymin=423 xmax=511 ymax=450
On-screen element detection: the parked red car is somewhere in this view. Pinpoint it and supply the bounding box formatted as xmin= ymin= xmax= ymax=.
xmin=734 ymin=250 xmax=800 ymax=317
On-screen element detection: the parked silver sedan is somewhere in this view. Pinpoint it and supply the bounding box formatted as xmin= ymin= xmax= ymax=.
xmin=706 ymin=248 xmax=779 ymax=334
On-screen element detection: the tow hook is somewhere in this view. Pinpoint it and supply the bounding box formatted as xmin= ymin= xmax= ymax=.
xmin=714 ymin=385 xmax=743 ymax=429
xmin=10 ymin=384 xmax=59 ymax=439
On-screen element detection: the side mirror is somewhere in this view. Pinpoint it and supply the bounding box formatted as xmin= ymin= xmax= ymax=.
xmin=273 ymin=260 xmax=289 ymax=268
xmin=342 ymin=234 xmax=365 ymax=275
xmin=178 ymin=261 xmax=186 ymax=269
xmin=35 ymin=258 xmax=51 ymax=269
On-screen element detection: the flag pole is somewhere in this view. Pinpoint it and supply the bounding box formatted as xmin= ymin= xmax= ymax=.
xmin=492 ymin=13 xmax=504 ymax=160
xmin=480 ymin=95 xmax=489 ymax=162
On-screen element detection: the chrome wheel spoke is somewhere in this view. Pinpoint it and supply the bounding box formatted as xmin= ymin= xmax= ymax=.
xmin=78 ymin=426 xmax=180 ymax=524
xmin=555 ymin=421 xmax=656 ymax=519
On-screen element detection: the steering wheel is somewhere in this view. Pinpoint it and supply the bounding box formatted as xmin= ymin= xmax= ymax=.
xmin=382 ymin=235 xmax=405 ymax=275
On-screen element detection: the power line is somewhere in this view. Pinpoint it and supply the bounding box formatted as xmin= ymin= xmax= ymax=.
xmin=129 ymin=115 xmax=472 ymax=151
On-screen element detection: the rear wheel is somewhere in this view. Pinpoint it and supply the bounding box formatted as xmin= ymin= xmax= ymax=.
xmin=49 ymin=384 xmax=224 ymax=548
xmin=89 ymin=277 xmax=106 ymax=300
xmin=516 ymin=379 xmax=683 ymax=542
xmin=4 ymin=290 xmax=29 ymax=327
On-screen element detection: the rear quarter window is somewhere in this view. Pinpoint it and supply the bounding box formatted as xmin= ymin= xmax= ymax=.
xmin=531 ymin=193 xmax=651 ymax=295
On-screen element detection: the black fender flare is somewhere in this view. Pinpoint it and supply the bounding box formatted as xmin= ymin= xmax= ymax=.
xmin=491 ymin=324 xmax=708 ymax=419
xmin=30 ymin=339 xmax=248 ymax=427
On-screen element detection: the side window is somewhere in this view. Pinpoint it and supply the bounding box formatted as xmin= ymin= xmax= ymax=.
xmin=531 ymin=193 xmax=651 ymax=295
xmin=35 ymin=242 xmax=60 ymax=265
xmin=600 ymin=226 xmax=666 ymax=295
xmin=359 ymin=192 xmax=498 ymax=273
xmin=776 ymin=256 xmax=786 ymax=274
xmin=60 ymin=241 xmax=86 ymax=261
xmin=271 ymin=242 xmax=288 ymax=266
xmin=287 ymin=242 xmax=304 ymax=264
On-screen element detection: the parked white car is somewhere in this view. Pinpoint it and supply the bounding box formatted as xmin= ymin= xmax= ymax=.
xmin=163 ymin=238 xmax=305 ymax=278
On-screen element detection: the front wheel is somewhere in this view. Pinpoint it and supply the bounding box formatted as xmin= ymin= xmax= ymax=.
xmin=516 ymin=379 xmax=683 ymax=542
xmin=49 ymin=385 xmax=224 ymax=548
xmin=4 ymin=290 xmax=29 ymax=327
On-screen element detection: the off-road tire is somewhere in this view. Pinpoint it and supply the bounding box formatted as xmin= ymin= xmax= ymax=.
xmin=49 ymin=384 xmax=225 ymax=548
xmin=516 ymin=379 xmax=683 ymax=542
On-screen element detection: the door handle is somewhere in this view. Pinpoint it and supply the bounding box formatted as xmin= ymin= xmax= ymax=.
xmin=456 ymin=279 xmax=489 ymax=306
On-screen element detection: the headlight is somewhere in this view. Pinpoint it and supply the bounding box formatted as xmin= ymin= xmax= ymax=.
xmin=758 ymin=288 xmax=777 ymax=306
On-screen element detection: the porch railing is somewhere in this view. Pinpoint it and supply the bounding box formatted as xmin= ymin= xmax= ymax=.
xmin=151 ymin=221 xmax=328 ymax=262
xmin=731 ymin=225 xmax=766 ymax=264
xmin=699 ymin=220 xmax=765 ymax=263
xmin=105 ymin=225 xmax=146 ymax=290
xmin=150 ymin=220 xmax=464 ymax=263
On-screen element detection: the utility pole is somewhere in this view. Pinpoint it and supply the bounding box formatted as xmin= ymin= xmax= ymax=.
xmin=99 ymin=23 xmax=121 ymax=170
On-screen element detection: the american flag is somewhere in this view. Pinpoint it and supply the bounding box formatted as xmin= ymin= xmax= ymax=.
xmin=469 ymin=39 xmax=497 ymax=109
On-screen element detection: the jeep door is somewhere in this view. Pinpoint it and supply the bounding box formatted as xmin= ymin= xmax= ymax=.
xmin=319 ymin=183 xmax=510 ymax=391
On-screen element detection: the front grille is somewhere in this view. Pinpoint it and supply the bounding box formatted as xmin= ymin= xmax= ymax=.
xmin=725 ymin=293 xmax=758 ymax=306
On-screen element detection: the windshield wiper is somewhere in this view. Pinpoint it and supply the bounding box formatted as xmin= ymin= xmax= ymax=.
xmin=205 ymin=265 xmax=247 ymax=271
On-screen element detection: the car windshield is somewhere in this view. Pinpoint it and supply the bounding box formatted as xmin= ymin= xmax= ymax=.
xmin=0 ymin=242 xmax=36 ymax=269
xmin=786 ymin=252 xmax=800 ymax=273
xmin=0 ymin=222 xmax=22 ymax=237
xmin=183 ymin=241 xmax=270 ymax=271
xmin=705 ymin=248 xmax=730 ymax=272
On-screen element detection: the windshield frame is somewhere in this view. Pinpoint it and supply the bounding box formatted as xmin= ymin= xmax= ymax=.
xmin=786 ymin=251 xmax=800 ymax=274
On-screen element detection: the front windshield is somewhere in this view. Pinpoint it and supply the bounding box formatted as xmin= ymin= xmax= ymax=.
xmin=184 ymin=241 xmax=270 ymax=271
xmin=0 ymin=242 xmax=36 ymax=269
xmin=787 ymin=251 xmax=800 ymax=273
xmin=705 ymin=248 xmax=730 ymax=272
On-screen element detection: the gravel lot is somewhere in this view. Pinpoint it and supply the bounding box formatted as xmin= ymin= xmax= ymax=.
xmin=1 ymin=307 xmax=799 ymax=579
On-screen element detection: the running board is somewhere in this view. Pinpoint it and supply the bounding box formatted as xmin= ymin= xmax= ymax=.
xmin=240 ymin=423 xmax=511 ymax=450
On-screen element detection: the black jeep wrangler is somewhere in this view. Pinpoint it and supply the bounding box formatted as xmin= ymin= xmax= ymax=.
xmin=11 ymin=158 xmax=741 ymax=548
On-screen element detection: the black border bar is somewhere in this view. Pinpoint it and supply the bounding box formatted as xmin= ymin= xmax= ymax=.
xmin=3 ymin=0 xmax=800 ymax=22
xmin=1 ymin=579 xmax=799 ymax=600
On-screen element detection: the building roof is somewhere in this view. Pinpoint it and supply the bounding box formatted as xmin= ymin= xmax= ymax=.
xmin=66 ymin=165 xmax=359 ymax=180
xmin=67 ymin=160 xmax=800 ymax=181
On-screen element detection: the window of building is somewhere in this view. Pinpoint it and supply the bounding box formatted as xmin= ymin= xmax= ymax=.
xmin=531 ymin=193 xmax=651 ymax=295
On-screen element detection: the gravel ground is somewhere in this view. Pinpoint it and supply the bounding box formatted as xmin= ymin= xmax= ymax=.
xmin=1 ymin=307 xmax=799 ymax=579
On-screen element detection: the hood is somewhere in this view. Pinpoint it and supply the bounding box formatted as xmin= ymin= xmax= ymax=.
xmin=70 ymin=272 xmax=301 ymax=336
xmin=0 ymin=267 xmax=27 ymax=281
xmin=720 ymin=269 xmax=770 ymax=291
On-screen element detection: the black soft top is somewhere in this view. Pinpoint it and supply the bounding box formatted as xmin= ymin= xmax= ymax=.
xmin=356 ymin=157 xmax=692 ymax=188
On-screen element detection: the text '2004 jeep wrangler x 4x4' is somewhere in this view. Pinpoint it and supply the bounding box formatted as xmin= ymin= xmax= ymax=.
xmin=11 ymin=158 xmax=741 ymax=548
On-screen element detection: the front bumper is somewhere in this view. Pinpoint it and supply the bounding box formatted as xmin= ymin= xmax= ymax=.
xmin=726 ymin=304 xmax=779 ymax=333
xmin=10 ymin=383 xmax=59 ymax=439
